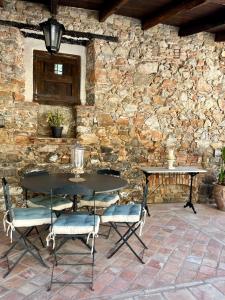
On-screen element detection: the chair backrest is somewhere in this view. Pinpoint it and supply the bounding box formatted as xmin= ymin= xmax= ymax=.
xmin=97 ymin=169 xmax=120 ymax=177
xmin=2 ymin=178 xmax=13 ymax=221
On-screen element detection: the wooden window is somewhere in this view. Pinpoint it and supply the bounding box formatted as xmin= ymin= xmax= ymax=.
xmin=33 ymin=50 xmax=81 ymax=105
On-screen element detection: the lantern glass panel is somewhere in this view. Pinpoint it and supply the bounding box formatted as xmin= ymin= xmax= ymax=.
xmin=69 ymin=144 xmax=85 ymax=182
xmin=71 ymin=144 xmax=84 ymax=170
xmin=40 ymin=17 xmax=65 ymax=54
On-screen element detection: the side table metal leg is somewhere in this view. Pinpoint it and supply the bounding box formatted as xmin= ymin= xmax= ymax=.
xmin=145 ymin=203 xmax=151 ymax=217
xmin=144 ymin=172 xmax=151 ymax=217
xmin=184 ymin=172 xmax=198 ymax=214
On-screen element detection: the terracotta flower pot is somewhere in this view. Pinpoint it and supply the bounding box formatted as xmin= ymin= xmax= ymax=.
xmin=213 ymin=184 xmax=225 ymax=211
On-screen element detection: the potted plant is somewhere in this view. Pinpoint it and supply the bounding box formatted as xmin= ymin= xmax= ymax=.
xmin=213 ymin=147 xmax=225 ymax=210
xmin=46 ymin=110 xmax=65 ymax=138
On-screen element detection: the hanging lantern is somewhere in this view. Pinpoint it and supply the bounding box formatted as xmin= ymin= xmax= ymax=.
xmin=69 ymin=144 xmax=86 ymax=182
xmin=39 ymin=17 xmax=65 ymax=54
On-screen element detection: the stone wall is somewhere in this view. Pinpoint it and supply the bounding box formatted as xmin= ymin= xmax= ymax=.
xmin=0 ymin=0 xmax=224 ymax=208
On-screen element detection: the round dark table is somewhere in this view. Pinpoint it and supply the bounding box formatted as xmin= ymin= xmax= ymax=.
xmin=21 ymin=172 xmax=128 ymax=194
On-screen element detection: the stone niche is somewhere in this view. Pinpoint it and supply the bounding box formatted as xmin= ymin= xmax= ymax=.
xmin=37 ymin=105 xmax=76 ymax=138
xmin=24 ymin=38 xmax=87 ymax=138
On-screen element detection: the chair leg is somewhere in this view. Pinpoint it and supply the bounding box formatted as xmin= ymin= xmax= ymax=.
xmin=24 ymin=239 xmax=48 ymax=268
xmin=1 ymin=227 xmax=48 ymax=278
xmin=115 ymin=224 xmax=132 ymax=245
xmin=125 ymin=223 xmax=148 ymax=249
xmin=34 ymin=226 xmax=45 ymax=248
xmin=18 ymin=229 xmax=41 ymax=252
xmin=91 ymin=235 xmax=95 ymax=291
xmin=0 ymin=239 xmax=22 ymax=259
xmin=0 ymin=227 xmax=33 ymax=259
xmin=47 ymin=248 xmax=57 ymax=292
xmin=54 ymin=237 xmax=67 ymax=252
xmin=115 ymin=223 xmax=147 ymax=249
xmin=3 ymin=249 xmax=28 ymax=278
xmin=18 ymin=233 xmax=48 ymax=268
xmin=108 ymin=223 xmax=145 ymax=264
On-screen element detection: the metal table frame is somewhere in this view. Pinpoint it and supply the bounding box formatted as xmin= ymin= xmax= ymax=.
xmin=141 ymin=166 xmax=206 ymax=215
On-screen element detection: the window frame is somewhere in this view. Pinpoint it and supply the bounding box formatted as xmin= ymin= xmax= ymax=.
xmin=33 ymin=50 xmax=81 ymax=106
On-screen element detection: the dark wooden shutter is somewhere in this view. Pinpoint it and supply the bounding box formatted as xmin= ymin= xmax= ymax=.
xmin=33 ymin=50 xmax=81 ymax=105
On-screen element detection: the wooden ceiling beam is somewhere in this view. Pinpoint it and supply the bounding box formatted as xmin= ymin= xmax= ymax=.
xmin=215 ymin=31 xmax=225 ymax=41
xmin=142 ymin=0 xmax=206 ymax=31
xmin=179 ymin=7 xmax=225 ymax=36
xmin=99 ymin=0 xmax=129 ymax=22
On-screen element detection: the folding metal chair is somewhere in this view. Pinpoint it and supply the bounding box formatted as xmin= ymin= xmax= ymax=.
xmin=0 ymin=178 xmax=56 ymax=277
xmin=101 ymin=185 xmax=148 ymax=264
xmin=46 ymin=183 xmax=100 ymax=291
xmin=79 ymin=169 xmax=121 ymax=209
xmin=79 ymin=169 xmax=121 ymax=238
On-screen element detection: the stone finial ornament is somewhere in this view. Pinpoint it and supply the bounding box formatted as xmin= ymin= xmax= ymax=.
xmin=167 ymin=148 xmax=176 ymax=169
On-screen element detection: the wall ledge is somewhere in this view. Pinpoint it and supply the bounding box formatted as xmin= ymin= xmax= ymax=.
xmin=29 ymin=137 xmax=76 ymax=145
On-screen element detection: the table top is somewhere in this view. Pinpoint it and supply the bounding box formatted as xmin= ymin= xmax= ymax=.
xmin=21 ymin=172 xmax=128 ymax=194
xmin=141 ymin=166 xmax=207 ymax=174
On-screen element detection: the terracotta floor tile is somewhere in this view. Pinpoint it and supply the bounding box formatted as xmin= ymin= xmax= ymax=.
xmin=196 ymin=272 xmax=212 ymax=280
xmin=217 ymin=269 xmax=225 ymax=276
xmin=212 ymin=280 xmax=225 ymax=295
xmin=198 ymin=265 xmax=217 ymax=276
xmin=202 ymin=258 xmax=218 ymax=268
xmin=182 ymin=261 xmax=200 ymax=271
xmin=163 ymin=288 xmax=197 ymax=300
xmin=120 ymin=269 xmax=138 ymax=281
xmin=4 ymin=275 xmax=27 ymax=289
xmin=0 ymin=286 xmax=10 ymax=297
xmin=17 ymin=282 xmax=40 ymax=296
xmin=0 ymin=291 xmax=25 ymax=300
xmin=58 ymin=284 xmax=81 ymax=298
xmin=19 ymin=268 xmax=39 ymax=279
xmin=175 ymin=270 xmax=197 ymax=283
xmin=156 ymin=272 xmax=176 ymax=285
xmin=162 ymin=263 xmax=181 ymax=274
xmin=190 ymin=283 xmax=225 ymax=300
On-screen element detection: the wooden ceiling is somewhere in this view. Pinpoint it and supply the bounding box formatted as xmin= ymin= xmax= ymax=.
xmin=18 ymin=0 xmax=225 ymax=41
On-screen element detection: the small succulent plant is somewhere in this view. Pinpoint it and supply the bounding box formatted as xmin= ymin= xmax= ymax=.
xmin=46 ymin=110 xmax=65 ymax=127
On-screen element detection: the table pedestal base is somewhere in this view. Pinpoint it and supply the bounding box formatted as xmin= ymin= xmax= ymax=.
xmin=184 ymin=201 xmax=197 ymax=214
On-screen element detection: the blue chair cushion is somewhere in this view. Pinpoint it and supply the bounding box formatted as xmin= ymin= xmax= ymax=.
xmin=101 ymin=204 xmax=141 ymax=223
xmin=51 ymin=213 xmax=100 ymax=235
xmin=27 ymin=195 xmax=73 ymax=211
xmin=11 ymin=207 xmax=56 ymax=227
xmin=80 ymin=193 xmax=119 ymax=208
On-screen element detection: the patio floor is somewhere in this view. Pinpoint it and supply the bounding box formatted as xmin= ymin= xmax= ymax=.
xmin=1 ymin=203 xmax=225 ymax=299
